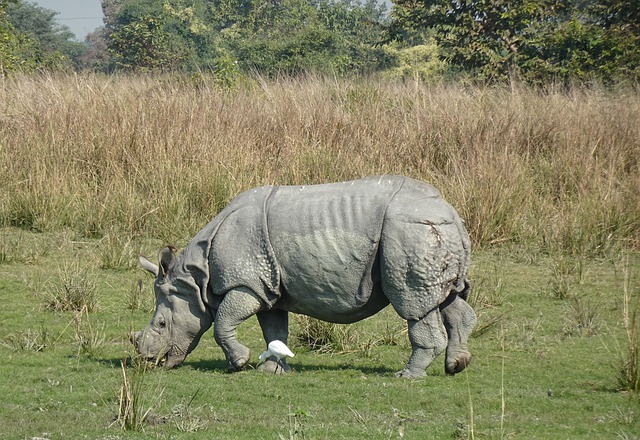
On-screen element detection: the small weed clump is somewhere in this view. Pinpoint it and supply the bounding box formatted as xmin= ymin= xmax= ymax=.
xmin=469 ymin=266 xmax=506 ymax=338
xmin=0 ymin=239 xmax=13 ymax=264
xmin=0 ymin=232 xmax=50 ymax=265
xmin=172 ymin=392 xmax=208 ymax=433
xmin=128 ymin=279 xmax=151 ymax=312
xmin=294 ymin=315 xmax=358 ymax=353
xmin=1 ymin=324 xmax=53 ymax=352
xmin=293 ymin=315 xmax=384 ymax=357
xmin=548 ymin=255 xmax=584 ymax=300
xmin=562 ymin=295 xmax=601 ymax=337
xmin=42 ymin=263 xmax=98 ymax=312
xmin=98 ymin=232 xmax=136 ymax=270
xmin=280 ymin=405 xmax=309 ymax=440
xmin=73 ymin=306 xmax=106 ymax=355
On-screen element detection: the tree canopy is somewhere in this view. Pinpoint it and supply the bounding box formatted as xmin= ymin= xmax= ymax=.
xmin=104 ymin=0 xmax=391 ymax=76
xmin=1 ymin=0 xmax=85 ymax=72
xmin=1 ymin=0 xmax=638 ymax=83
xmin=388 ymin=0 xmax=640 ymax=83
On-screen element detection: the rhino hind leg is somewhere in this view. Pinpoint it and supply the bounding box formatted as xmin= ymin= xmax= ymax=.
xmin=256 ymin=309 xmax=292 ymax=374
xmin=440 ymin=292 xmax=477 ymax=375
xmin=214 ymin=287 xmax=263 ymax=371
xmin=395 ymin=308 xmax=448 ymax=378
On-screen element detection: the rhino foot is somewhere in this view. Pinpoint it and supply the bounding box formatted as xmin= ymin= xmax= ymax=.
xmin=226 ymin=359 xmax=248 ymax=372
xmin=226 ymin=347 xmax=251 ymax=372
xmin=394 ymin=368 xmax=426 ymax=379
xmin=257 ymin=359 xmax=291 ymax=374
xmin=445 ymin=352 xmax=472 ymax=375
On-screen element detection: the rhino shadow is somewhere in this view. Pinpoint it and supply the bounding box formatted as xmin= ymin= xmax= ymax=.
xmin=187 ymin=359 xmax=399 ymax=376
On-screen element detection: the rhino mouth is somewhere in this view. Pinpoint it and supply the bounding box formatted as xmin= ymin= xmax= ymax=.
xmin=145 ymin=353 xmax=168 ymax=367
xmin=145 ymin=350 xmax=186 ymax=369
xmin=132 ymin=334 xmax=185 ymax=368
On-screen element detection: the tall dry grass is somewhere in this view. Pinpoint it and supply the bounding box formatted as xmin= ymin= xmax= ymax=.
xmin=0 ymin=73 xmax=638 ymax=254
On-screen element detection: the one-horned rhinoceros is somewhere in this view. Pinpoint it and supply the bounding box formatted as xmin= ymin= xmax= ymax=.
xmin=133 ymin=175 xmax=477 ymax=378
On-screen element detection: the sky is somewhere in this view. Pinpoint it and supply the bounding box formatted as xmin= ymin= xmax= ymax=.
xmin=29 ymin=0 xmax=104 ymax=41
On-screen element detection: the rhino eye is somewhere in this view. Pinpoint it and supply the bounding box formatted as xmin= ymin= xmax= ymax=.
xmin=158 ymin=319 xmax=167 ymax=328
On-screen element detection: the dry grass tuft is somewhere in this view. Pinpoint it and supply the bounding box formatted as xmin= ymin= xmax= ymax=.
xmin=117 ymin=358 xmax=165 ymax=431
xmin=41 ymin=263 xmax=98 ymax=312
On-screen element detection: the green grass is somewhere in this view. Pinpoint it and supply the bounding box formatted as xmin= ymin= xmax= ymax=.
xmin=0 ymin=228 xmax=638 ymax=439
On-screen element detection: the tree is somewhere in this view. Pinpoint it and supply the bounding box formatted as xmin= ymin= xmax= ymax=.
xmin=213 ymin=0 xmax=390 ymax=75
xmin=1 ymin=0 xmax=39 ymax=74
xmin=585 ymin=0 xmax=640 ymax=80
xmin=6 ymin=1 xmax=86 ymax=69
xmin=79 ymin=27 xmax=111 ymax=70
xmin=389 ymin=0 xmax=570 ymax=80
xmin=109 ymin=14 xmax=172 ymax=70
xmin=387 ymin=0 xmax=640 ymax=82
xmin=105 ymin=0 xmax=390 ymax=75
xmin=107 ymin=0 xmax=220 ymax=72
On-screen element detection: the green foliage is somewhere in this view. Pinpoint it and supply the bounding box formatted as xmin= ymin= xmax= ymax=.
xmin=0 ymin=0 xmax=38 ymax=74
xmin=382 ymin=39 xmax=446 ymax=81
xmin=109 ymin=14 xmax=172 ymax=71
xmin=389 ymin=0 xmax=562 ymax=79
xmin=108 ymin=0 xmax=217 ymax=72
xmin=388 ymin=0 xmax=640 ymax=83
xmin=5 ymin=0 xmax=85 ymax=70
xmin=106 ymin=0 xmax=390 ymax=75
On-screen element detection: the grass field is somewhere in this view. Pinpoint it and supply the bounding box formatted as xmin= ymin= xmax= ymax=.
xmin=0 ymin=73 xmax=639 ymax=438
xmin=0 ymin=229 xmax=638 ymax=439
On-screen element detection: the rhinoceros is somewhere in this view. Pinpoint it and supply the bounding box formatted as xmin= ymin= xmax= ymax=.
xmin=133 ymin=175 xmax=477 ymax=378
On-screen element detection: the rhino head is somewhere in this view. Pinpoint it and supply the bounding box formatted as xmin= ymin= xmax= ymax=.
xmin=132 ymin=246 xmax=213 ymax=368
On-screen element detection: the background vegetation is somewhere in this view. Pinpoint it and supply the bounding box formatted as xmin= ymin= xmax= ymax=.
xmin=1 ymin=0 xmax=639 ymax=83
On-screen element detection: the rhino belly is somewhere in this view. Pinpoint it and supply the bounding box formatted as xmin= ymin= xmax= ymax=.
xmin=271 ymin=229 xmax=390 ymax=323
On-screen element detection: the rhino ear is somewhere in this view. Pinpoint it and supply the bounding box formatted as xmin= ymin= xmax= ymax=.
xmin=158 ymin=245 xmax=177 ymax=277
xmin=139 ymin=255 xmax=159 ymax=276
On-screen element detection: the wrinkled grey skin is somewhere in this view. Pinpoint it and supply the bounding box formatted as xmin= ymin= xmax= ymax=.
xmin=133 ymin=175 xmax=477 ymax=378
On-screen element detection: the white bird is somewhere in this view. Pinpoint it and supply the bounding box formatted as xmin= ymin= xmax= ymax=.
xmin=257 ymin=340 xmax=295 ymax=373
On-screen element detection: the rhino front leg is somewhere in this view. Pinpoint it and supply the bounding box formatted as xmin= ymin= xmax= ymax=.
xmin=440 ymin=293 xmax=477 ymax=375
xmin=256 ymin=309 xmax=291 ymax=373
xmin=396 ymin=308 xmax=448 ymax=378
xmin=214 ymin=287 xmax=263 ymax=371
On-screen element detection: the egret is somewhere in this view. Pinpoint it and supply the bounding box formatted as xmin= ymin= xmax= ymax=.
xmin=257 ymin=340 xmax=295 ymax=373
